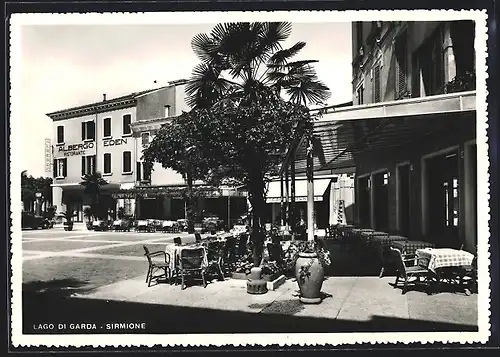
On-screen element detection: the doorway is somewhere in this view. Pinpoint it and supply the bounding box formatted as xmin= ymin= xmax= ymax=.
xmin=426 ymin=150 xmax=460 ymax=247
xmin=397 ymin=164 xmax=411 ymax=237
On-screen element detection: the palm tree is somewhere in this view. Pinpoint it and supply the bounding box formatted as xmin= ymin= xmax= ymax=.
xmin=186 ymin=22 xmax=331 ymax=109
xmin=79 ymin=172 xmax=108 ymax=220
xmin=185 ymin=22 xmax=331 ymax=263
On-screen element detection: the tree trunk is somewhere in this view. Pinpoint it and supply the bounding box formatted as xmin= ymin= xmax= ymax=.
xmin=186 ymin=171 xmax=195 ymax=233
xmin=248 ymin=176 xmax=266 ymax=267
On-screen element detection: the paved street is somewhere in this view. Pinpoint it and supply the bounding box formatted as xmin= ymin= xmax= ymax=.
xmin=22 ymin=228 xmax=478 ymax=334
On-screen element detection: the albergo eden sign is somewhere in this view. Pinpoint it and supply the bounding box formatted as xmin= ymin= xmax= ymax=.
xmin=58 ymin=142 xmax=95 ymax=157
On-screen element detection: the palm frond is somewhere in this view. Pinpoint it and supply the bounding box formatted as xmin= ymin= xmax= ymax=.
xmin=185 ymin=63 xmax=235 ymax=108
xmin=285 ymin=78 xmax=331 ymax=106
xmin=268 ymin=41 xmax=306 ymax=67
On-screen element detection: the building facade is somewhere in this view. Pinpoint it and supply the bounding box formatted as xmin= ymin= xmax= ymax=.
xmin=349 ymin=20 xmax=476 ymax=250
xmin=47 ymin=80 xmax=191 ymax=222
xmin=281 ymin=20 xmax=477 ymax=251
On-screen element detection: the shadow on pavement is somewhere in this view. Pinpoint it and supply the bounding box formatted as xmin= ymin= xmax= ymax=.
xmin=22 ymin=279 xmax=478 ymax=334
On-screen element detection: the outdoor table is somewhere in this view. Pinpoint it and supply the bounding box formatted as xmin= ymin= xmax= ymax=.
xmin=166 ymin=243 xmax=209 ymax=278
xmin=391 ymin=240 xmax=436 ymax=258
xmin=416 ymin=248 xmax=475 ymax=295
xmin=416 ymin=248 xmax=475 ymax=274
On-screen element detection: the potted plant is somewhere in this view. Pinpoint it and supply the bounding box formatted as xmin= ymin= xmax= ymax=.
xmin=63 ymin=211 xmax=75 ymax=231
xmin=291 ymin=240 xmax=331 ymax=304
xmin=83 ymin=206 xmax=93 ymax=230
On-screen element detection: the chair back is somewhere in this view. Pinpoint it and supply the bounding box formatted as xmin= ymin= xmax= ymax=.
xmin=179 ymin=247 xmax=205 ymax=270
xmin=173 ymin=237 xmax=182 ymax=246
xmin=206 ymin=241 xmax=225 ymax=263
xmin=223 ymin=236 xmax=237 ymax=262
xmin=237 ymin=233 xmax=249 ymax=256
xmin=389 ymin=247 xmax=407 ymax=279
xmin=143 ymin=245 xmax=153 ymax=265
xmin=195 ymin=233 xmax=202 ymax=242
xmin=267 ymin=242 xmax=283 ymax=263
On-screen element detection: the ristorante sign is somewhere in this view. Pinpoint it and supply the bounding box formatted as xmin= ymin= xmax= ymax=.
xmin=57 ymin=141 xmax=95 ymax=157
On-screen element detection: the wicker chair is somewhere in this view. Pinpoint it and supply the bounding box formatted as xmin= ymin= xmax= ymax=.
xmin=390 ymin=247 xmax=431 ymax=294
xmin=177 ymin=247 xmax=207 ymax=290
xmin=143 ymin=245 xmax=171 ymax=287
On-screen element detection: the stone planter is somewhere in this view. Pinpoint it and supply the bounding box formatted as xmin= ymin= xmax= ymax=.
xmin=295 ymin=252 xmax=324 ymax=304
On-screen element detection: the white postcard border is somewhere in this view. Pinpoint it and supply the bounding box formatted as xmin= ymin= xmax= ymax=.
xmin=9 ymin=10 xmax=491 ymax=347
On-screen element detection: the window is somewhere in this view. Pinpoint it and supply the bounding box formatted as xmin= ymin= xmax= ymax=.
xmin=103 ymin=153 xmax=112 ymax=175
xmin=57 ymin=126 xmax=64 ymax=144
xmin=417 ymin=26 xmax=445 ymax=96
xmin=103 ymin=117 xmax=112 ymax=138
xmin=356 ymin=84 xmax=364 ymax=105
xmin=372 ymin=65 xmax=381 ymax=103
xmin=81 ymin=121 xmax=96 ymax=141
xmin=122 ymin=114 xmax=132 ymax=136
xmin=136 ymin=162 xmax=151 ymax=182
xmin=123 ymin=151 xmax=132 ymax=173
xmin=395 ymin=30 xmax=408 ymax=98
xmin=81 ymin=155 xmax=96 ymax=176
xmin=164 ymin=105 xmax=170 ymax=117
xmin=141 ymin=132 xmax=150 ymax=146
xmin=383 ymin=173 xmax=389 ymax=186
xmin=53 ymin=158 xmax=67 ymax=178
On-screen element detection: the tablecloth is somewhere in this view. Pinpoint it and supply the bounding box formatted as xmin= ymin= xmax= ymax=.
xmin=416 ymin=248 xmax=475 ymax=273
xmin=166 ymin=244 xmax=209 ymax=270
xmin=391 ymin=240 xmax=436 ymax=257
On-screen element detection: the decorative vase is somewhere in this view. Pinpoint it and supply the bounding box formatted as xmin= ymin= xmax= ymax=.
xmin=295 ymin=252 xmax=324 ymax=304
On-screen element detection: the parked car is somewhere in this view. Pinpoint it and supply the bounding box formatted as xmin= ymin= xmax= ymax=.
xmin=22 ymin=211 xmax=51 ymax=230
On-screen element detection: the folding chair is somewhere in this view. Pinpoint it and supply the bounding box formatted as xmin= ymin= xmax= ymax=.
xmin=143 ymin=245 xmax=171 ymax=287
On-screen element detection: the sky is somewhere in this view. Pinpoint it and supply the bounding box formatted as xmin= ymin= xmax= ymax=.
xmin=18 ymin=22 xmax=353 ymax=178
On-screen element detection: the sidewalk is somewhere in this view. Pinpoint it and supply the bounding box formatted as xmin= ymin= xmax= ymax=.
xmin=70 ymin=274 xmax=477 ymax=333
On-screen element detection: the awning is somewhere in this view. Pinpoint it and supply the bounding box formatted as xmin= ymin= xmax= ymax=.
xmin=265 ymin=178 xmax=331 ymax=203
xmin=120 ymin=182 xmax=135 ymax=190
xmin=282 ymin=90 xmax=476 ymax=174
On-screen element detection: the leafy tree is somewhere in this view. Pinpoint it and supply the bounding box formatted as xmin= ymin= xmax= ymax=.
xmin=144 ymin=22 xmax=329 ymax=265
xmin=21 ymin=171 xmax=53 ymax=213
xmin=79 ymin=172 xmax=108 ymax=220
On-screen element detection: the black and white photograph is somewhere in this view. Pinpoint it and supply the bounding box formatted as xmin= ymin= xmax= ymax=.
xmin=9 ymin=10 xmax=490 ymax=347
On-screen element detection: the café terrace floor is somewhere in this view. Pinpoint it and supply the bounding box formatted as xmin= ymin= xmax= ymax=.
xmin=22 ymin=228 xmax=478 ymax=334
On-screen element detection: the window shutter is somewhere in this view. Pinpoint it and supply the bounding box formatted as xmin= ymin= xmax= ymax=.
xmin=373 ymin=66 xmax=381 ymax=102
xmin=53 ymin=159 xmax=57 ymax=178
xmin=81 ymin=157 xmax=85 ymax=176
xmin=63 ymin=158 xmax=67 ymax=177
xmin=395 ymin=33 xmax=407 ymax=96
xmin=92 ymin=155 xmax=96 ymax=174
xmin=136 ymin=162 xmax=141 ymax=181
xmin=81 ymin=122 xmax=86 ymax=141
xmin=90 ymin=121 xmax=96 ymax=140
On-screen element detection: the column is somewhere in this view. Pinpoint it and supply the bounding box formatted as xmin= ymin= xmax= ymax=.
xmin=271 ymin=203 xmax=276 ymax=224
xmin=285 ymin=168 xmax=290 ymax=230
xmin=52 ymin=186 xmax=65 ymax=213
xmin=329 ymin=179 xmax=337 ymax=225
xmin=306 ymin=136 xmax=315 ymax=241
xmin=280 ymin=174 xmax=285 ymax=226
xmin=290 ymin=154 xmax=296 ymax=239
